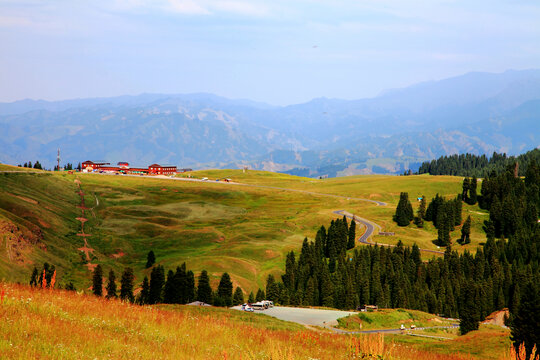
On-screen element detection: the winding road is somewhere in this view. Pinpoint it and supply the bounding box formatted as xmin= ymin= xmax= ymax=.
xmin=334 ymin=209 xmax=445 ymax=255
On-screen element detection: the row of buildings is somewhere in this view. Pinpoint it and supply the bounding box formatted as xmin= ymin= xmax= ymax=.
xmin=81 ymin=161 xmax=188 ymax=175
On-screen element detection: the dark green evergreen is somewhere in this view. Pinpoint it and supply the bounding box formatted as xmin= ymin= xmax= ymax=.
xmin=146 ymin=250 xmax=156 ymax=268
xmin=393 ymin=192 xmax=414 ymax=226
xmin=510 ymin=282 xmax=540 ymax=358
xmin=233 ymin=287 xmax=244 ymax=305
xmin=148 ymin=265 xmax=165 ymax=304
xmin=105 ymin=270 xmax=117 ymax=299
xmin=92 ymin=264 xmax=103 ymax=297
xmin=139 ymin=276 xmax=150 ymax=305
xmin=197 ymin=270 xmax=213 ymax=304
xmin=120 ymin=267 xmax=135 ymax=302
xmin=217 ymin=272 xmax=233 ymax=306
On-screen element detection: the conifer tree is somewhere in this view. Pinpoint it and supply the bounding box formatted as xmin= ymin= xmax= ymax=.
xmin=120 ymin=267 xmax=135 ymax=302
xmin=217 ymin=272 xmax=233 ymax=306
xmin=139 ymin=276 xmax=150 ymax=305
xmin=233 ymin=286 xmax=244 ymax=305
xmin=510 ymin=282 xmax=540 ymax=358
xmin=248 ymin=292 xmax=255 ymax=303
xmin=92 ymin=265 xmax=103 ymax=296
xmin=106 ymin=269 xmax=117 ymax=299
xmin=460 ymin=216 xmax=471 ymax=245
xmin=256 ymin=288 xmax=265 ymax=302
xmin=186 ymin=270 xmax=196 ymax=303
xmin=149 ymin=265 xmax=165 ymax=304
xmin=29 ymin=267 xmax=38 ymax=286
xmin=163 ymin=270 xmax=176 ymax=304
xmin=462 ymin=177 xmax=470 ymax=203
xmin=197 ymin=270 xmax=213 ymax=304
xmin=415 ymin=196 xmax=426 ymax=227
xmin=347 ymin=220 xmax=356 ymax=249
xmin=146 ymin=250 xmax=156 ymax=268
xmin=459 ymin=282 xmax=480 ymax=335
xmin=393 ymin=192 xmax=414 ymax=226
xmin=468 ymin=177 xmax=478 ymax=205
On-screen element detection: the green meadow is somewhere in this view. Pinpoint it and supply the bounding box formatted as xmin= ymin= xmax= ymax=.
xmin=1 ymin=165 xmax=488 ymax=293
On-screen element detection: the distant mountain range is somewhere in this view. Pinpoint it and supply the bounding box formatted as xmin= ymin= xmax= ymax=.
xmin=1 ymin=69 xmax=539 ymax=176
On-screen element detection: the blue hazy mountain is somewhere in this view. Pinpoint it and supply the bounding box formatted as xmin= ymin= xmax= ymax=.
xmin=0 ymin=69 xmax=539 ymax=175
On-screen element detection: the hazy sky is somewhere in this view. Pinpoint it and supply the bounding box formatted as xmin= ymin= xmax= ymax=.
xmin=1 ymin=0 xmax=539 ymax=105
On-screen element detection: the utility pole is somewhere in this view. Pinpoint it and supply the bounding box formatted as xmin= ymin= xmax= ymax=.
xmin=57 ymin=148 xmax=60 ymax=171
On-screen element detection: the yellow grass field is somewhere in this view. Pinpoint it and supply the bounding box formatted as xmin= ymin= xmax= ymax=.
xmin=0 ymin=282 xmax=514 ymax=360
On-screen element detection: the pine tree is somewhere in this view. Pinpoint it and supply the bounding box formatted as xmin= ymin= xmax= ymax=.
xmin=394 ymin=192 xmax=413 ymax=226
xmin=256 ymin=288 xmax=265 ymax=302
xmin=248 ymin=292 xmax=255 ymax=303
xmin=149 ymin=265 xmax=165 ymax=304
xmin=120 ymin=267 xmax=135 ymax=302
xmin=106 ymin=270 xmax=117 ymax=299
xmin=510 ymin=282 xmax=540 ymax=358
xmin=266 ymin=274 xmax=280 ymax=302
xmin=29 ymin=267 xmax=38 ymax=286
xmin=186 ymin=270 xmax=196 ymax=303
xmin=197 ymin=270 xmax=213 ymax=304
xmin=217 ymin=272 xmax=233 ymax=306
xmin=163 ymin=270 xmax=176 ymax=303
xmin=459 ymin=282 xmax=480 ymax=335
xmin=460 ymin=216 xmax=471 ymax=245
xmin=462 ymin=177 xmax=470 ymax=203
xmin=415 ymin=196 xmax=426 ymax=227
xmin=92 ymin=265 xmax=103 ymax=296
xmin=468 ymin=177 xmax=478 ymax=205
xmin=146 ymin=250 xmax=156 ymax=268
xmin=139 ymin=276 xmax=150 ymax=305
xmin=347 ymin=220 xmax=356 ymax=249
xmin=233 ymin=287 xmax=244 ymax=305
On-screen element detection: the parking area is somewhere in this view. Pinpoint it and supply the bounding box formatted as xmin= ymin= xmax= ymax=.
xmin=231 ymin=305 xmax=356 ymax=327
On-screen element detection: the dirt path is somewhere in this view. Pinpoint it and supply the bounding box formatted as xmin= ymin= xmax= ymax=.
xmin=74 ymin=178 xmax=97 ymax=271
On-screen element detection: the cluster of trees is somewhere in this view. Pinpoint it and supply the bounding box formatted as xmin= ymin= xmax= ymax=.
xmin=425 ymin=194 xmax=463 ymax=246
xmin=29 ymin=263 xmax=75 ymax=290
xmin=394 ymin=192 xmax=466 ymax=246
xmin=417 ymin=148 xmax=540 ymax=177
xmin=462 ymin=177 xmax=478 ymax=205
xmin=89 ymin=253 xmax=249 ymax=307
xmin=17 ymin=162 xmax=82 ymax=171
xmin=19 ymin=161 xmax=43 ymax=169
xmin=479 ymin=162 xmax=539 ymax=240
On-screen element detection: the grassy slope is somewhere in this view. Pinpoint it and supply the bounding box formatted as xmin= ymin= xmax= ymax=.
xmin=1 ymin=166 xmax=488 ymax=293
xmin=337 ymin=308 xmax=455 ymax=330
xmin=0 ymin=282 xmax=503 ymax=360
xmin=182 ymin=170 xmax=488 ymax=252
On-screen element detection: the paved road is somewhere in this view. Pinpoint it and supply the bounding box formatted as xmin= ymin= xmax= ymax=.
xmin=232 ymin=305 xmax=459 ymax=334
xmin=334 ymin=209 xmax=445 ymax=255
xmin=231 ymin=305 xmax=356 ymax=327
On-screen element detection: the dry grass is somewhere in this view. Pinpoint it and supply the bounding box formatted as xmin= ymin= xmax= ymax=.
xmin=0 ymin=282 xmax=502 ymax=360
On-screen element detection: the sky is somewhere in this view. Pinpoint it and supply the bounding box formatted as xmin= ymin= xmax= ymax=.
xmin=1 ymin=0 xmax=540 ymax=105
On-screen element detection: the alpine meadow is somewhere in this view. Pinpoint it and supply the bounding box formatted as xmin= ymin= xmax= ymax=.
xmin=1 ymin=1 xmax=540 ymax=359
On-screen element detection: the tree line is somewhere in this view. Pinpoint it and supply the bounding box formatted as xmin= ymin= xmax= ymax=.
xmin=17 ymin=161 xmax=82 ymax=171
xmin=416 ymin=148 xmax=540 ymax=177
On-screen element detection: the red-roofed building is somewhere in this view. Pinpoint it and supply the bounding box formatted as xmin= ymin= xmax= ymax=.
xmin=82 ymin=160 xmax=110 ymax=171
xmin=148 ymin=164 xmax=177 ymax=175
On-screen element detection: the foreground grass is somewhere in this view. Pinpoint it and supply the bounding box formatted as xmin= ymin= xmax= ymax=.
xmin=1 ymin=283 xmax=504 ymax=360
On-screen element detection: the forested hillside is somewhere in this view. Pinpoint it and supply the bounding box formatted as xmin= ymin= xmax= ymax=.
xmin=268 ymin=162 xmax=539 ymax=355
xmin=417 ymin=148 xmax=540 ymax=177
